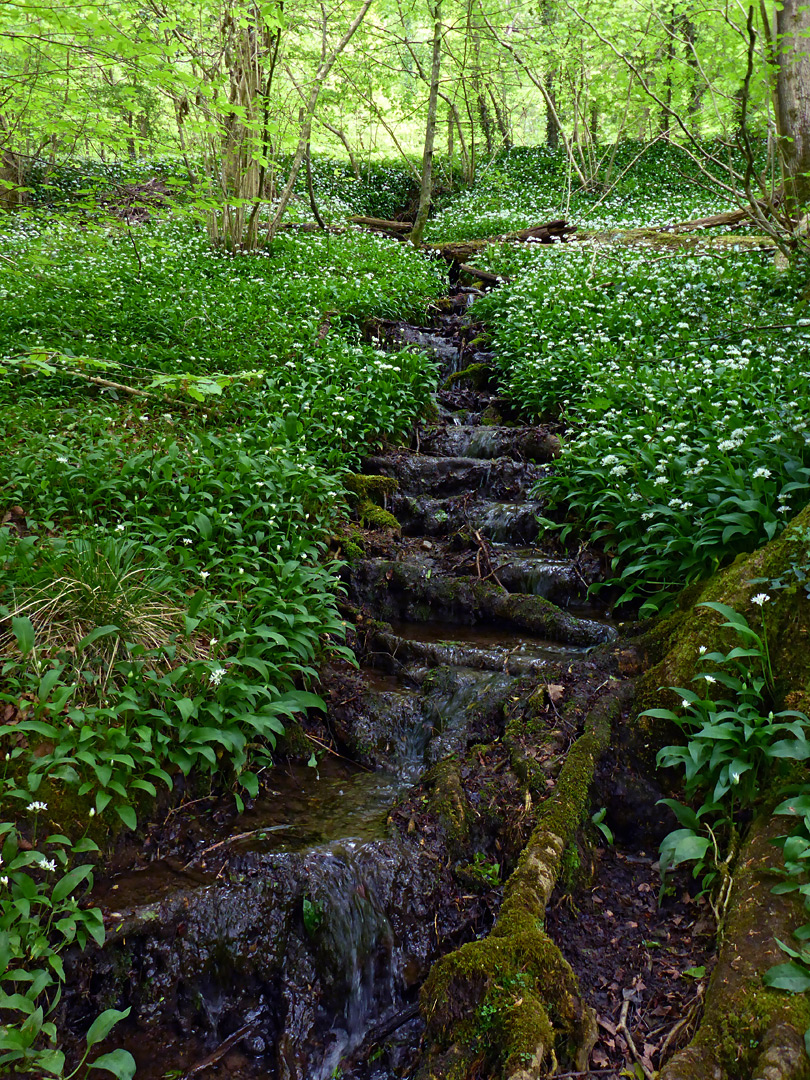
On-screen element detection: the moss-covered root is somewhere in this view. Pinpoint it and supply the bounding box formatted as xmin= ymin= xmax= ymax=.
xmin=632 ymin=502 xmax=810 ymax=734
xmin=416 ymin=690 xmax=624 ymax=1078
xmin=661 ymin=813 xmax=810 ymax=1080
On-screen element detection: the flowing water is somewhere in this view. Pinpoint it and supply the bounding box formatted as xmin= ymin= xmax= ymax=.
xmin=65 ymin=288 xmax=616 ymax=1079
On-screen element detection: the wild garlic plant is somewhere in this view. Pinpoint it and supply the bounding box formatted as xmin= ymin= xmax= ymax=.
xmin=644 ymin=601 xmax=810 ymax=927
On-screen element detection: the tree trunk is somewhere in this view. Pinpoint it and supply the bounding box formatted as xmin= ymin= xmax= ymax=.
xmin=409 ymin=0 xmax=442 ymax=246
xmin=775 ymin=0 xmax=810 ymax=211
xmin=545 ymin=73 xmax=559 ymax=150
xmin=266 ymin=0 xmax=373 ymax=242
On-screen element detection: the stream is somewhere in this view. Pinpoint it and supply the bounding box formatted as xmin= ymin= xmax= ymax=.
xmin=63 ymin=286 xmax=620 ymax=1079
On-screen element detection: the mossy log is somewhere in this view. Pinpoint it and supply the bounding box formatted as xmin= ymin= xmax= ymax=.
xmin=416 ymin=690 xmax=625 ymax=1079
xmin=661 ymin=812 xmax=810 ymax=1080
xmin=576 ymin=227 xmax=776 ymax=252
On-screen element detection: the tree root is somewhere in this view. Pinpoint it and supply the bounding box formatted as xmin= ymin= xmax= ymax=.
xmin=660 ymin=813 xmax=810 ymax=1080
xmin=414 ymin=688 xmax=629 ymax=1079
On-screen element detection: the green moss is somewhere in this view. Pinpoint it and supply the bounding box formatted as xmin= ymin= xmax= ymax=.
xmin=275 ymin=720 xmax=312 ymax=760
xmin=423 ymin=758 xmax=471 ymax=849
xmin=421 ymin=916 xmax=582 ymax=1072
xmin=560 ymin=843 xmax=582 ymax=891
xmin=344 ymin=473 xmax=399 ymax=500
xmin=502 ymin=994 xmax=555 ymax=1076
xmin=578 ymin=228 xmax=775 ymax=252
xmin=442 ymin=362 xmax=495 ymax=391
xmin=341 ymin=539 xmax=365 ymax=563
xmin=357 ymin=499 xmax=401 ymax=531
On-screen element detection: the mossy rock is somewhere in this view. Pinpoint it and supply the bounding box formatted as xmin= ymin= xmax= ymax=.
xmin=344 ymin=473 xmax=399 ymax=501
xmin=340 ymin=538 xmax=365 ymax=564
xmin=274 ymin=720 xmax=312 ymax=760
xmin=356 ymin=499 xmax=401 ymax=532
xmin=423 ymin=758 xmax=472 ymax=851
xmin=442 ymin=363 xmax=496 ymax=391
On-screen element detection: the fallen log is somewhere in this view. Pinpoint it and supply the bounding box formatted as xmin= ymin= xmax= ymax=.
xmin=455 ymin=261 xmax=506 ymax=286
xmin=348 ymin=214 xmax=576 ymax=258
xmin=348 ymin=215 xmax=414 ymax=233
xmin=666 ymin=207 xmax=752 ymax=231
xmin=666 ymin=192 xmax=783 ymax=233
xmin=434 ymin=221 xmax=576 ymax=264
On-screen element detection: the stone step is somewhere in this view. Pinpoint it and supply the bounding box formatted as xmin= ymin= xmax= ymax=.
xmin=393 ymin=496 xmax=544 ymax=543
xmin=362 ymin=452 xmax=542 ymax=500
xmin=414 ymin=425 xmax=561 ymax=462
xmin=349 ymin=559 xmax=616 ymax=647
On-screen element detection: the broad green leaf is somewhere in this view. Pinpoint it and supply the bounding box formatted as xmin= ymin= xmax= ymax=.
xmin=86 ymin=1008 xmax=130 ymax=1048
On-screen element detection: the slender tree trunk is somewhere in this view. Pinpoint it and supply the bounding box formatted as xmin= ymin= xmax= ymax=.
xmin=409 ymin=0 xmax=442 ymax=246
xmin=267 ymin=0 xmax=373 ymax=241
xmin=447 ymin=107 xmax=454 ymax=186
xmin=545 ymin=73 xmax=559 ymax=149
xmin=774 ymin=0 xmax=810 ymax=210
xmin=683 ymin=19 xmax=703 ymax=135
xmin=488 ymin=84 xmax=511 ymax=147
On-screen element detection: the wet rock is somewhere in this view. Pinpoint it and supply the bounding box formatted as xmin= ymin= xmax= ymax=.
xmin=393 ymin=496 xmax=545 ymax=543
xmin=362 ymin=453 xmax=542 ymax=500
xmin=415 ymin=425 xmax=561 ymax=462
xmin=370 ymin=629 xmax=584 ymax=680
xmin=487 ymin=549 xmax=583 ymax=600
xmin=350 ymin=559 xmax=615 ymax=646
xmin=66 ymin=836 xmax=460 ymax=1080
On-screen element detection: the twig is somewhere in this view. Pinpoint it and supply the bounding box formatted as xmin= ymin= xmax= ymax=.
xmin=163 ymin=794 xmax=216 ymax=821
xmin=182 ymin=829 xmax=270 ymax=868
xmin=659 ymin=987 xmax=704 ymax=1063
xmin=304 ymin=731 xmax=372 ymax=770
xmin=617 ymin=998 xmax=655 ymax=1080
xmin=182 ymin=1023 xmax=254 ymax=1078
xmin=473 ymin=529 xmax=507 ymax=590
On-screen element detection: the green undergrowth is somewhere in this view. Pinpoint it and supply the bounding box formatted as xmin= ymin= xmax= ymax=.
xmin=0 ymin=215 xmax=443 ymax=1073
xmin=22 ymin=154 xmax=418 ymax=224
xmin=426 ymin=140 xmax=761 ymax=239
xmin=473 ymin=243 xmax=810 ymax=614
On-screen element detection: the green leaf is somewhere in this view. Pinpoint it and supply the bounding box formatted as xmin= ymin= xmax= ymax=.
xmin=86 ymin=1008 xmax=131 ymax=1048
xmin=658 ymin=799 xmax=701 ymax=832
xmin=240 ymin=770 xmax=259 ymax=797
xmin=51 ymin=864 xmax=93 ymax=905
xmin=77 ymin=625 xmax=120 ymax=651
xmin=116 ymin=804 xmax=137 ymax=831
xmin=12 ymin=616 xmax=35 ymax=656
xmin=35 ymin=1048 xmax=65 ymax=1075
xmin=89 ymin=1049 xmax=137 ymax=1079
xmin=194 ymin=512 xmax=212 ymax=540
xmin=763 ymin=961 xmax=810 ymax=993
xmin=683 ymin=966 xmax=706 ymax=979
xmin=660 ymin=829 xmax=711 ymax=867
xmin=176 ymin=697 xmax=196 ymax=723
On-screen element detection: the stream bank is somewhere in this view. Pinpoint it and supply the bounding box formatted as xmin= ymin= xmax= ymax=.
xmin=59 ymin=283 xmax=717 ymax=1080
